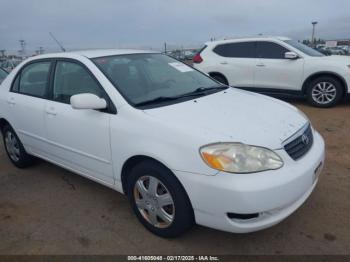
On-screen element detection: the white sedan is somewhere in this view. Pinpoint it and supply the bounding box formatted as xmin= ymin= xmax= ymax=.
xmin=0 ymin=50 xmax=325 ymax=237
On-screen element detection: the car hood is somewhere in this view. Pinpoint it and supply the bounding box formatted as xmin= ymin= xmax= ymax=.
xmin=313 ymin=55 xmax=350 ymax=63
xmin=143 ymin=88 xmax=308 ymax=150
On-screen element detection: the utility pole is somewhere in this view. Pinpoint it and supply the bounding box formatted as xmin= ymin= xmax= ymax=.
xmin=19 ymin=39 xmax=26 ymax=57
xmin=35 ymin=47 xmax=45 ymax=55
xmin=311 ymin=21 xmax=318 ymax=47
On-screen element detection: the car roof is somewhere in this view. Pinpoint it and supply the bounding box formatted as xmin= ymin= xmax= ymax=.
xmin=205 ymin=36 xmax=291 ymax=45
xmin=28 ymin=49 xmax=159 ymax=60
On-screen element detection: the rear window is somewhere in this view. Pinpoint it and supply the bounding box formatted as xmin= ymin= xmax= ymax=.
xmin=213 ymin=42 xmax=255 ymax=58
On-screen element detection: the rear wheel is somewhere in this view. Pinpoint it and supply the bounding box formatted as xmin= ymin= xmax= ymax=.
xmin=2 ymin=124 xmax=34 ymax=168
xmin=306 ymin=76 xmax=343 ymax=107
xmin=127 ymin=160 xmax=194 ymax=238
xmin=210 ymin=74 xmax=228 ymax=85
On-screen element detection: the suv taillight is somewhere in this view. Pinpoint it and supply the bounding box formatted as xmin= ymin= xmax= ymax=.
xmin=193 ymin=53 xmax=203 ymax=64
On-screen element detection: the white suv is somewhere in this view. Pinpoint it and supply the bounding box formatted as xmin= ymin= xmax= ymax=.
xmin=193 ymin=37 xmax=350 ymax=107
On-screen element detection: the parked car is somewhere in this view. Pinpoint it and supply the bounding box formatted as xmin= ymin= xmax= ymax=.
xmin=0 ymin=68 xmax=8 ymax=84
xmin=338 ymin=45 xmax=350 ymax=54
xmin=193 ymin=37 xmax=350 ymax=107
xmin=0 ymin=50 xmax=325 ymax=237
xmin=0 ymin=59 xmax=22 ymax=72
xmin=184 ymin=50 xmax=196 ymax=60
xmin=168 ymin=50 xmax=185 ymax=61
xmin=328 ymin=47 xmax=346 ymax=55
xmin=315 ymin=47 xmax=332 ymax=56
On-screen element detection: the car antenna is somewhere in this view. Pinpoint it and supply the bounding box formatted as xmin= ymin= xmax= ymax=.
xmin=49 ymin=32 xmax=66 ymax=52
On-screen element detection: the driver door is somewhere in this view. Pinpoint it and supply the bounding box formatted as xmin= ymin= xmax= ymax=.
xmin=44 ymin=59 xmax=115 ymax=184
xmin=254 ymin=41 xmax=304 ymax=90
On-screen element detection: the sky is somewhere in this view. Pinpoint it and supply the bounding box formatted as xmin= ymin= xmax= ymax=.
xmin=1 ymin=0 xmax=350 ymax=54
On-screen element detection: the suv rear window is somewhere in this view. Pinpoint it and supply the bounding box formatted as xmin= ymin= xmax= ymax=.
xmin=213 ymin=42 xmax=255 ymax=58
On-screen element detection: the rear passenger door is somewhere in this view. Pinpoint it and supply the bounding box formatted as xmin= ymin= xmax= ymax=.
xmin=254 ymin=41 xmax=304 ymax=90
xmin=6 ymin=60 xmax=52 ymax=154
xmin=212 ymin=41 xmax=257 ymax=87
xmin=44 ymin=59 xmax=115 ymax=184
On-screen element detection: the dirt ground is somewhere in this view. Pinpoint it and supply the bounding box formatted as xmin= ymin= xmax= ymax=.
xmin=0 ymin=98 xmax=349 ymax=255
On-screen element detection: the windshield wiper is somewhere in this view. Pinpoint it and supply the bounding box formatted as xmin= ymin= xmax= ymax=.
xmin=134 ymin=85 xmax=229 ymax=108
xmin=193 ymin=85 xmax=229 ymax=93
xmin=134 ymin=96 xmax=180 ymax=107
xmin=172 ymin=85 xmax=229 ymax=99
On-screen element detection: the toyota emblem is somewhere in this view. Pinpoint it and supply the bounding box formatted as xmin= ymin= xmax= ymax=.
xmin=301 ymin=134 xmax=310 ymax=145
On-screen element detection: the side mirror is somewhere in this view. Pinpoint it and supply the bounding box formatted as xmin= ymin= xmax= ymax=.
xmin=285 ymin=52 xmax=299 ymax=60
xmin=70 ymin=93 xmax=107 ymax=110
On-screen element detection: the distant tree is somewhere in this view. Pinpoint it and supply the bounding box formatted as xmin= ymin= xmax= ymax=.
xmin=303 ymin=39 xmax=311 ymax=46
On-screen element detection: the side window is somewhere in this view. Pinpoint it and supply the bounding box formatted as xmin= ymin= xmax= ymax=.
xmin=256 ymin=42 xmax=289 ymax=59
xmin=0 ymin=69 xmax=8 ymax=84
xmin=213 ymin=42 xmax=256 ymax=58
xmin=18 ymin=62 xmax=51 ymax=98
xmin=11 ymin=74 xmax=20 ymax=92
xmin=53 ymin=61 xmax=104 ymax=104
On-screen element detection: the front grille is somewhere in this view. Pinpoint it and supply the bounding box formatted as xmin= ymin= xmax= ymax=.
xmin=284 ymin=125 xmax=313 ymax=160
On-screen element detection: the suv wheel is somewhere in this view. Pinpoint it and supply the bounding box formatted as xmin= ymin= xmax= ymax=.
xmin=211 ymin=74 xmax=228 ymax=85
xmin=307 ymin=76 xmax=343 ymax=107
xmin=127 ymin=160 xmax=194 ymax=238
xmin=2 ymin=124 xmax=34 ymax=168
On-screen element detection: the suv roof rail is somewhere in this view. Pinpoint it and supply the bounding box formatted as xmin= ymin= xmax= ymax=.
xmin=206 ymin=35 xmax=291 ymax=43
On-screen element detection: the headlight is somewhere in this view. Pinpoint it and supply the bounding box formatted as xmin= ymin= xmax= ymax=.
xmin=200 ymin=143 xmax=283 ymax=173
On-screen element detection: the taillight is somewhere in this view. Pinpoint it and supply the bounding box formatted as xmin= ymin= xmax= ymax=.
xmin=193 ymin=53 xmax=203 ymax=64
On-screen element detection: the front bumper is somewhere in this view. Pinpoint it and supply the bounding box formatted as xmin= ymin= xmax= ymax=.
xmin=174 ymin=131 xmax=325 ymax=233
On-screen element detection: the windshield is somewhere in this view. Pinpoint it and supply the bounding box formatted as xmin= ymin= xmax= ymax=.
xmin=284 ymin=40 xmax=324 ymax=57
xmin=0 ymin=68 xmax=8 ymax=84
xmin=92 ymin=53 xmax=222 ymax=107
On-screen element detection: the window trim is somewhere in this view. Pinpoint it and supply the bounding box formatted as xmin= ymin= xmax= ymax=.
xmin=50 ymin=58 xmax=116 ymax=114
xmin=212 ymin=41 xmax=257 ymax=59
xmin=10 ymin=57 xmax=117 ymax=114
xmin=10 ymin=58 xmax=54 ymax=100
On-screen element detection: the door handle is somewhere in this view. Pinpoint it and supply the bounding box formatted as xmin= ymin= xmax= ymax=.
xmin=45 ymin=107 xmax=57 ymax=116
xmin=220 ymin=61 xmax=228 ymax=65
xmin=7 ymin=97 xmax=16 ymax=105
xmin=256 ymin=63 xmax=265 ymax=67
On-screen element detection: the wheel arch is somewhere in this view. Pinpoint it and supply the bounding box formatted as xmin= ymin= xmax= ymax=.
xmin=208 ymin=71 xmax=229 ymax=85
xmin=0 ymin=118 xmax=11 ymax=131
xmin=120 ymin=155 xmax=194 ymax=210
xmin=121 ymin=155 xmax=178 ymax=194
xmin=302 ymin=71 xmax=348 ymax=96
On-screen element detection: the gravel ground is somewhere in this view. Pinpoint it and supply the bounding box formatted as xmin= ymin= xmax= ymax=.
xmin=0 ymin=98 xmax=349 ymax=255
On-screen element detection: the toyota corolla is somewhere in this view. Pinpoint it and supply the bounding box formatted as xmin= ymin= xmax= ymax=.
xmin=0 ymin=50 xmax=325 ymax=237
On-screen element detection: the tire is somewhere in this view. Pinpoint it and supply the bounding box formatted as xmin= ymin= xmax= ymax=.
xmin=2 ymin=124 xmax=34 ymax=168
xmin=306 ymin=76 xmax=343 ymax=107
xmin=127 ymin=160 xmax=194 ymax=238
xmin=211 ymin=74 xmax=228 ymax=85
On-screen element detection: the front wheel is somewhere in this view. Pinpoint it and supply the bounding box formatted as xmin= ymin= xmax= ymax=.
xmin=306 ymin=77 xmax=343 ymax=107
xmin=127 ymin=161 xmax=194 ymax=238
